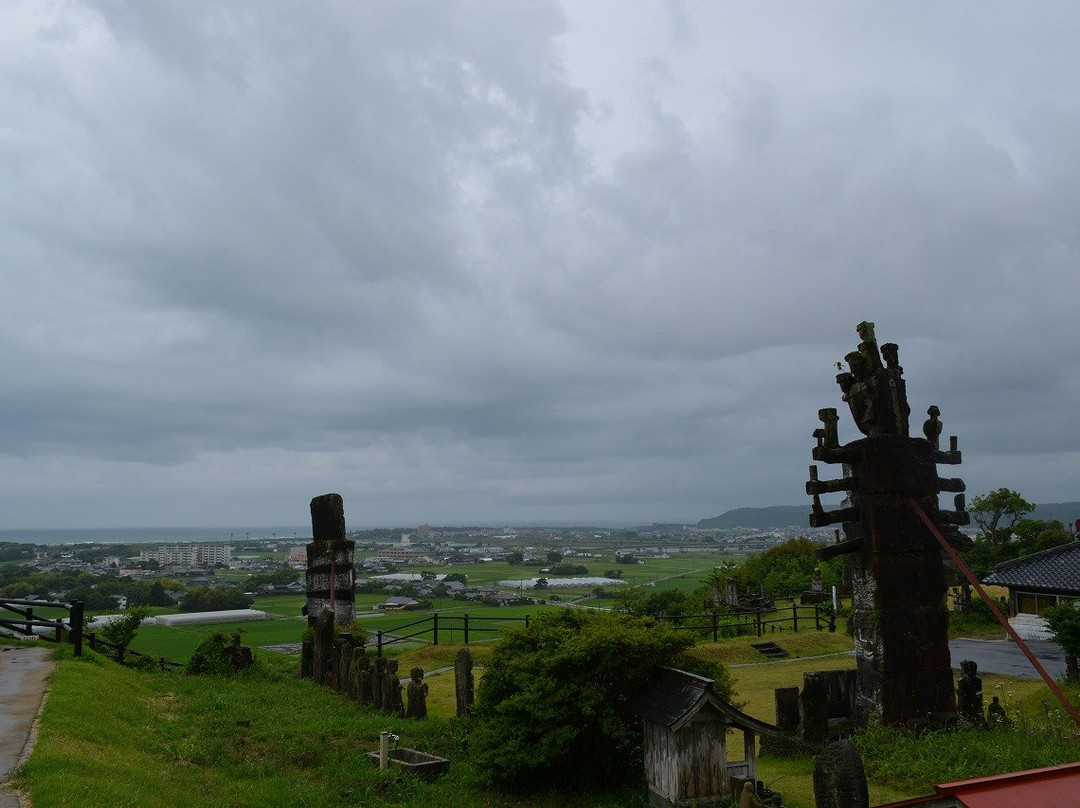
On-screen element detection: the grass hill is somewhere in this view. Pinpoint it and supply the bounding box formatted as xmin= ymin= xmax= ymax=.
xmin=697 ymin=505 xmax=809 ymax=530
xmin=699 ymin=502 xmax=1080 ymax=531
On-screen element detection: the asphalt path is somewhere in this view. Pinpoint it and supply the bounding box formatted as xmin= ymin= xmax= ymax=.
xmin=949 ymin=637 xmax=1066 ymax=680
xmin=0 ymin=646 xmax=53 ymax=808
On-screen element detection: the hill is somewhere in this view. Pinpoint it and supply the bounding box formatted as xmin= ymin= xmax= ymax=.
xmin=1031 ymin=502 xmax=1080 ymax=526
xmin=697 ymin=505 xmax=809 ymax=530
xmin=698 ymin=502 xmax=1080 ymax=531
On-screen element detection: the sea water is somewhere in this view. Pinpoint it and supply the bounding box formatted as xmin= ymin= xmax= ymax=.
xmin=0 ymin=526 xmax=310 ymax=546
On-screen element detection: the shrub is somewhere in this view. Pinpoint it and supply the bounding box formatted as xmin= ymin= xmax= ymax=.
xmin=97 ymin=606 xmax=149 ymax=650
xmin=470 ymin=609 xmax=733 ymax=791
xmin=187 ymin=631 xmax=255 ymax=676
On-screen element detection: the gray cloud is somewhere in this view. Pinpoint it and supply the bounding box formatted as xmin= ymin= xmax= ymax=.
xmin=1 ymin=1 xmax=1079 ymax=528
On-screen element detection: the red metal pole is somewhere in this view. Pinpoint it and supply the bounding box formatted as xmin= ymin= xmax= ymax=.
xmin=909 ymin=498 xmax=1080 ymax=730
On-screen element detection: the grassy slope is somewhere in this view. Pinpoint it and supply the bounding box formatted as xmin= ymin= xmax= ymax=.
xmin=16 ymin=633 xmax=1078 ymax=808
xmin=15 ymin=646 xmax=640 ymax=808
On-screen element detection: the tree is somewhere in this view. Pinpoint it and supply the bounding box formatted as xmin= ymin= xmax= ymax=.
xmin=546 ymin=550 xmax=563 ymax=563
xmin=969 ymin=488 xmax=1036 ymax=545
xmin=1043 ymin=601 xmax=1080 ymax=682
xmin=470 ymin=610 xmax=732 ymax=791
xmin=506 ymin=551 xmax=524 ymax=566
xmin=534 ymin=577 xmax=549 ymax=590
xmin=98 ymin=606 xmax=149 ymax=653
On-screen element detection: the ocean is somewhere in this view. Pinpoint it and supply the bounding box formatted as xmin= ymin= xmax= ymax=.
xmin=0 ymin=526 xmax=311 ymax=546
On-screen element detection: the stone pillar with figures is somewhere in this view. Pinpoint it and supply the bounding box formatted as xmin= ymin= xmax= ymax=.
xmin=807 ymin=322 xmax=969 ymax=727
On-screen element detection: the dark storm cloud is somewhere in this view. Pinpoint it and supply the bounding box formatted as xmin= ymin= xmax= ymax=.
xmin=1 ymin=1 xmax=1079 ymax=527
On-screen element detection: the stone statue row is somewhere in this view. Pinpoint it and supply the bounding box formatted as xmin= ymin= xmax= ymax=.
xmin=315 ymin=629 xmax=477 ymax=721
xmin=345 ymin=653 xmax=428 ymax=718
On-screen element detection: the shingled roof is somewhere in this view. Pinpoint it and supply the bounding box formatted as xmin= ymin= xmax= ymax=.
xmin=629 ymin=667 xmax=782 ymax=736
xmin=983 ymin=541 xmax=1080 ymax=595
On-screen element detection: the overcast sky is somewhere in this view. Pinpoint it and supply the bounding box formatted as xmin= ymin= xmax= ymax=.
xmin=2 ymin=1 xmax=1079 ymax=530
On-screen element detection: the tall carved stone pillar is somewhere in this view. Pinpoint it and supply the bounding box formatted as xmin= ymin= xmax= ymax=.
xmin=808 ymin=322 xmax=969 ymax=727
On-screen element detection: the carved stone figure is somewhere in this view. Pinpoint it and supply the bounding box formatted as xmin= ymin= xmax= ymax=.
xmin=738 ymin=780 xmax=763 ymax=808
xmin=406 ymin=666 xmax=429 ymax=719
xmin=454 ymin=647 xmax=475 ymax=717
xmin=987 ymin=695 xmax=1007 ymax=727
xmin=957 ymin=659 xmax=984 ymax=726
xmin=813 ymin=739 xmax=869 ymax=808
xmin=808 ymin=322 xmax=969 ymax=727
xmin=356 ymin=654 xmax=374 ymax=706
xmin=373 ymin=657 xmax=386 ymax=709
xmin=382 ymin=658 xmax=404 ymax=716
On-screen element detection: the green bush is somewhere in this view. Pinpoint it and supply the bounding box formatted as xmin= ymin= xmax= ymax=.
xmin=470 ymin=609 xmax=733 ymax=792
xmin=98 ymin=606 xmax=149 ymax=650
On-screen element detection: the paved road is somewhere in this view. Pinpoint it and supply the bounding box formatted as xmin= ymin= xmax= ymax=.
xmin=0 ymin=646 xmax=53 ymax=808
xmin=950 ymin=637 xmax=1066 ymax=680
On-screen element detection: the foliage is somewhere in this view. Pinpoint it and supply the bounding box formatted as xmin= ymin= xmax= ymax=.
xmin=470 ymin=609 xmax=732 ymax=791
xmin=547 ymin=563 xmax=588 ymax=575
xmin=248 ymin=567 xmax=301 ymax=589
xmin=506 ymin=551 xmax=524 ymax=565
xmin=969 ymin=488 xmax=1035 ymax=545
xmin=615 ymin=554 xmax=638 ymax=564
xmin=97 ymin=606 xmax=149 ymax=650
xmin=855 ymin=685 xmax=1080 ymax=791
xmin=1043 ymin=601 xmax=1080 ymax=681
xmin=337 ymin=619 xmax=369 ymax=647
xmin=186 ymin=632 xmax=242 ymax=676
xmin=546 ymin=550 xmax=563 ymax=563
xmin=614 ymin=586 xmax=694 ymax=619
xmin=443 ymin=572 xmax=468 ymax=585
xmin=736 ymin=537 xmax=841 ymax=595
xmin=179 ymin=586 xmax=254 ymax=613
xmin=959 ymin=517 xmax=1072 ymax=579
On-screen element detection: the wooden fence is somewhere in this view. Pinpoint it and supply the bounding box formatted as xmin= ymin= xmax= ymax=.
xmin=0 ymin=597 xmax=84 ymax=655
xmin=370 ymin=602 xmax=834 ymax=655
xmin=373 ymin=612 xmax=531 ymax=656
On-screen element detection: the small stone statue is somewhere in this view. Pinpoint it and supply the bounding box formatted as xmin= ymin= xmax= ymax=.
xmin=957 ymin=659 xmax=984 ymax=726
xmin=454 ymin=647 xmax=475 ymax=717
xmin=986 ymin=695 xmax=1007 ymax=727
xmin=406 ymin=666 xmax=429 ymax=719
xmin=738 ymin=780 xmax=763 ymax=808
xmin=923 ymin=405 xmax=942 ymax=449
xmin=373 ymin=657 xmax=386 ymax=708
xmin=813 ymin=739 xmax=869 ymax=808
xmin=353 ymin=650 xmax=373 ymax=705
xmin=812 ymin=567 xmax=823 ymax=593
xmin=382 ymin=658 xmax=404 ymax=717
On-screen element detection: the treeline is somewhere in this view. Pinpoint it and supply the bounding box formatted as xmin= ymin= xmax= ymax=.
xmin=0 ymin=567 xmax=179 ymax=611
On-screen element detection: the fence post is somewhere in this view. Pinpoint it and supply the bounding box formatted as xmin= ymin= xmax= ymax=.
xmin=815 ymin=604 xmax=821 ymax=631
xmin=433 ymin=612 xmax=439 ymax=646
xmin=88 ymin=631 xmax=97 ymax=651
xmin=756 ymin=610 xmax=762 ymax=637
xmin=376 ymin=631 xmax=383 ymax=658
xmin=25 ymin=607 xmax=32 ymax=637
xmin=792 ymin=602 xmax=799 ymax=633
xmin=712 ymin=612 xmax=718 ymax=642
xmin=464 ymin=614 xmax=470 ymax=646
xmin=70 ymin=600 xmax=84 ymax=657
xmin=525 ymin=614 xmax=530 ymax=630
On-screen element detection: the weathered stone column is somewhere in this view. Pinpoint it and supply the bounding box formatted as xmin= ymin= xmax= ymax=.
xmin=807 ymin=322 xmax=969 ymax=727
xmin=304 ymin=493 xmax=356 ymax=682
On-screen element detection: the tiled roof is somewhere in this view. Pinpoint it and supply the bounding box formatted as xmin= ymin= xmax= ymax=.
xmin=983 ymin=541 xmax=1080 ymax=594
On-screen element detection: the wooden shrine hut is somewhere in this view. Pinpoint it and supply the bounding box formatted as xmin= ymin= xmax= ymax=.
xmin=630 ymin=667 xmax=786 ymax=807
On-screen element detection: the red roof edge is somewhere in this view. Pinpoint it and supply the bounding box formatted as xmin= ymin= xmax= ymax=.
xmin=935 ymin=760 xmax=1080 ymax=793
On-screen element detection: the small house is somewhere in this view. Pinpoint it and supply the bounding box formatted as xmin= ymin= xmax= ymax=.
xmin=630 ymin=667 xmax=786 ymax=807
xmin=983 ymin=541 xmax=1080 ymax=640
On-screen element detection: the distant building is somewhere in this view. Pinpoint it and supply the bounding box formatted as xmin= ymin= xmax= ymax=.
xmin=139 ymin=544 xmax=232 ymax=566
xmin=984 ymin=541 xmax=1080 ymax=640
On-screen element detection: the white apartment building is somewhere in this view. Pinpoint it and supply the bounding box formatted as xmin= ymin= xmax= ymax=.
xmin=139 ymin=544 xmax=233 ymax=566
